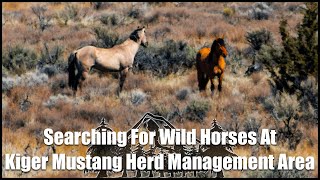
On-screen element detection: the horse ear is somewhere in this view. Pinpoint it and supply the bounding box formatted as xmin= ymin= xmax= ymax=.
xmin=221 ymin=34 xmax=225 ymax=39
xmin=137 ymin=26 xmax=140 ymax=29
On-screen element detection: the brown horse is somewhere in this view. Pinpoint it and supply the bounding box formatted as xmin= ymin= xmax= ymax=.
xmin=196 ymin=37 xmax=228 ymax=92
xmin=68 ymin=27 xmax=148 ymax=95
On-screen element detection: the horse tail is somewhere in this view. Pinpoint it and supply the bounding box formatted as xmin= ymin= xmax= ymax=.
xmin=67 ymin=52 xmax=77 ymax=88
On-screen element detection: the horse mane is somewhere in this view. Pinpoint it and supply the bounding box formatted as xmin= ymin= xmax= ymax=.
xmin=208 ymin=40 xmax=217 ymax=61
xmin=208 ymin=38 xmax=225 ymax=61
xmin=129 ymin=28 xmax=144 ymax=42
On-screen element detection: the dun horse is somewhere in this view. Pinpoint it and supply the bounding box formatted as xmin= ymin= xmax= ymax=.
xmin=196 ymin=37 xmax=228 ymax=93
xmin=68 ymin=27 xmax=148 ymax=95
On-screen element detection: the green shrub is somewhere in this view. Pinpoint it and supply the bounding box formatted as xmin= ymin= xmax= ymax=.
xmin=246 ymin=29 xmax=273 ymax=51
xmin=152 ymin=103 xmax=170 ymax=118
xmin=183 ymin=99 xmax=210 ymax=122
xmin=248 ymin=2 xmax=273 ymax=20
xmin=130 ymin=89 xmax=146 ymax=105
xmin=255 ymin=2 xmax=318 ymax=95
xmin=2 ymin=45 xmax=38 ymax=75
xmin=176 ymin=87 xmax=191 ymax=101
xmin=58 ymin=3 xmax=79 ymax=25
xmin=133 ymin=40 xmax=197 ymax=77
xmin=31 ymin=5 xmax=52 ymax=31
xmin=92 ymin=26 xmax=121 ymax=48
xmin=223 ymin=7 xmax=235 ymax=17
xmin=263 ymin=92 xmax=302 ymax=150
xmin=38 ymin=43 xmax=66 ymax=75
xmin=100 ymin=14 xmax=123 ymax=26
xmin=128 ymin=7 xmax=145 ymax=19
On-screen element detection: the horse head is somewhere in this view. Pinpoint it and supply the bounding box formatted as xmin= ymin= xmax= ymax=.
xmin=130 ymin=26 xmax=148 ymax=47
xmin=211 ymin=36 xmax=228 ymax=58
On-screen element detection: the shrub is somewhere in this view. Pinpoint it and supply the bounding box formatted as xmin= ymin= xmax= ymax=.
xmin=133 ymin=39 xmax=197 ymax=77
xmin=38 ymin=43 xmax=66 ymax=73
xmin=246 ymin=29 xmax=273 ymax=51
xmin=2 ymin=70 xmax=49 ymax=92
xmin=243 ymin=118 xmax=261 ymax=133
xmin=223 ymin=7 xmax=235 ymax=17
xmin=40 ymin=65 xmax=59 ymax=78
xmin=128 ymin=7 xmax=145 ymax=19
xmin=299 ymin=76 xmax=318 ymax=123
xmin=256 ymin=2 xmax=318 ymax=96
xmin=245 ymin=29 xmax=273 ymax=76
xmin=176 ymin=87 xmax=191 ymax=101
xmin=263 ymin=92 xmax=302 ymax=150
xmin=43 ymin=94 xmax=74 ymax=109
xmin=19 ymin=71 xmax=49 ymax=87
xmin=151 ymin=103 xmax=171 ymax=119
xmin=92 ymin=26 xmax=121 ymax=48
xmin=248 ymin=2 xmax=273 ymax=20
xmin=2 ymin=45 xmax=38 ymax=75
xmin=31 ymin=5 xmax=52 ymax=31
xmin=91 ymin=2 xmax=111 ymax=10
xmin=58 ymin=3 xmax=79 ymax=25
xmin=130 ymin=89 xmax=147 ymax=105
xmin=100 ymin=14 xmax=123 ymax=26
xmin=183 ymin=99 xmax=210 ymax=122
xmin=2 ymin=76 xmax=16 ymax=92
xmin=153 ymin=26 xmax=171 ymax=41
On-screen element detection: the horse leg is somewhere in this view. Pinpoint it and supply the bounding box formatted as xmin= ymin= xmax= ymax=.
xmin=79 ymin=71 xmax=89 ymax=91
xmin=118 ymin=67 xmax=129 ymax=94
xmin=72 ymin=69 xmax=82 ymax=96
xmin=218 ymin=73 xmax=224 ymax=91
xmin=210 ymin=77 xmax=215 ymax=93
xmin=202 ymin=75 xmax=209 ymax=91
xmin=198 ymin=72 xmax=208 ymax=91
xmin=197 ymin=70 xmax=204 ymax=91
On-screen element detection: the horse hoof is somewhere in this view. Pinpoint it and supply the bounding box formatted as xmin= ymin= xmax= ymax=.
xmin=218 ymin=86 xmax=222 ymax=92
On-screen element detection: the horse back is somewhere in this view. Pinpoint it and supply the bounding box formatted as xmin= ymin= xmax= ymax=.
xmin=196 ymin=47 xmax=211 ymax=62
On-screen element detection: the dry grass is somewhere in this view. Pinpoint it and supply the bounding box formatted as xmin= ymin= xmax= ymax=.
xmin=2 ymin=2 xmax=317 ymax=178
